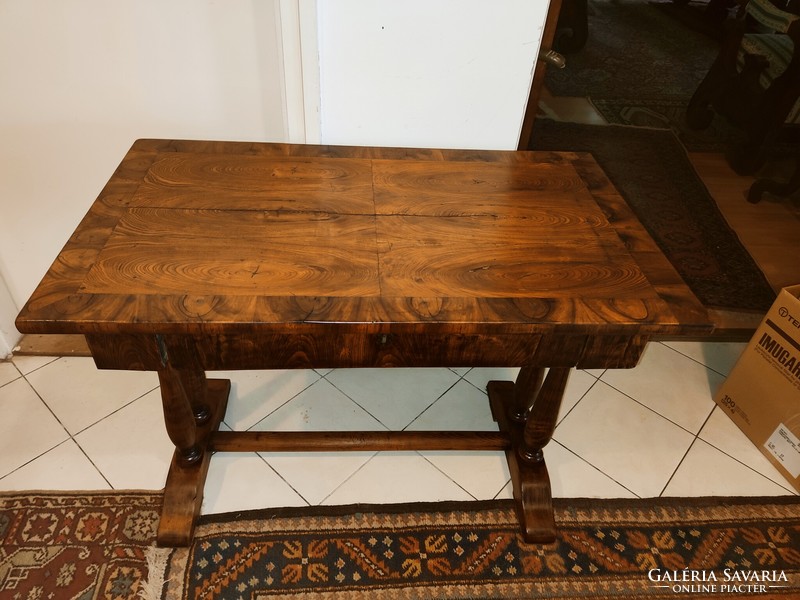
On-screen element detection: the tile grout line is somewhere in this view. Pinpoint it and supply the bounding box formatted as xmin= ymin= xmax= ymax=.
xmin=27 ymin=359 xmax=150 ymax=489
xmin=657 ymin=406 xmax=797 ymax=497
xmin=4 ymin=355 xmax=158 ymax=487
xmin=658 ymin=436 xmax=701 ymax=498
xmin=594 ymin=376 xmax=713 ymax=439
xmin=400 ymin=375 xmax=466 ymax=432
xmin=417 ymin=450 xmax=483 ymax=501
xmin=319 ymin=373 xmax=394 ymax=432
xmin=6 ymin=350 xmax=795 ymax=504
xmin=549 ymin=439 xmax=641 ymax=499
xmin=693 ymin=408 xmax=799 ymax=496
xmin=658 ymin=340 xmax=744 ymax=378
xmin=236 ymin=372 xmax=325 ymax=433
xmin=72 ymin=439 xmax=115 ymax=490
xmin=252 ymin=452 xmax=315 ymax=508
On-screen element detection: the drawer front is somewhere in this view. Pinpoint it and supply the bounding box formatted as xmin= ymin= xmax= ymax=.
xmin=86 ymin=332 xmax=648 ymax=371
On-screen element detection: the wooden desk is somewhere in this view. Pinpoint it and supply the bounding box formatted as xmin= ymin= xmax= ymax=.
xmin=16 ymin=140 xmax=712 ymax=546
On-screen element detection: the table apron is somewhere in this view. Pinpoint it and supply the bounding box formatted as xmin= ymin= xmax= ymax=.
xmin=85 ymin=331 xmax=649 ymax=371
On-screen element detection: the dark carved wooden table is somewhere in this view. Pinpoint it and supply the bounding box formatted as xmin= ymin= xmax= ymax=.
xmin=16 ymin=140 xmax=712 ymax=546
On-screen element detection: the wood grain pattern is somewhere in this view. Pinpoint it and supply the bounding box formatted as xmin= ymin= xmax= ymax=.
xmin=15 ymin=140 xmax=715 ymax=547
xmin=372 ymin=159 xmax=587 ymax=215
xmin=376 ymin=215 xmax=652 ymax=298
xmin=80 ymin=209 xmax=380 ymax=297
xmin=84 ymin=331 xmax=649 ymax=373
xmin=133 ymin=154 xmax=374 ymax=213
xmin=211 ymin=431 xmax=510 ymax=452
xmin=16 ymin=140 xmax=711 ymax=339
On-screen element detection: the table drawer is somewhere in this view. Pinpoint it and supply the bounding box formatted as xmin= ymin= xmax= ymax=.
xmin=86 ymin=332 xmax=648 ymax=371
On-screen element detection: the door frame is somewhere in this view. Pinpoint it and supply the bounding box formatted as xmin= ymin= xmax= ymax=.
xmin=517 ymin=0 xmax=565 ymax=150
xmin=276 ymin=0 xmax=321 ymax=144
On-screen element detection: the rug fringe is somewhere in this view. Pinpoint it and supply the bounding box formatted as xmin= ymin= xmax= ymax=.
xmin=138 ymin=545 xmax=171 ymax=600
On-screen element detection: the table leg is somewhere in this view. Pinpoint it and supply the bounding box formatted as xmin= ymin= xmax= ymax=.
xmin=488 ymin=367 xmax=571 ymax=544
xmin=158 ymin=364 xmax=203 ymax=465
xmin=155 ymin=340 xmax=230 ymax=546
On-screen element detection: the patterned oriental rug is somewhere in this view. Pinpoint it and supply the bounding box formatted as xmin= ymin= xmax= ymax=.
xmin=2 ymin=492 xmax=800 ymax=599
xmin=530 ymin=119 xmax=777 ymax=312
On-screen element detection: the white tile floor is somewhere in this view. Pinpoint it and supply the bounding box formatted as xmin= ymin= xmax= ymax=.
xmin=0 ymin=340 xmax=796 ymax=517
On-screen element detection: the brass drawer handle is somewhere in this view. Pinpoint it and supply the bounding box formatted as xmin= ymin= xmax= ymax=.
xmin=539 ymin=49 xmax=566 ymax=69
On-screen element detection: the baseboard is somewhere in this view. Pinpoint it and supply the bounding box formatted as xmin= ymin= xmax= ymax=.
xmin=14 ymin=334 xmax=91 ymax=357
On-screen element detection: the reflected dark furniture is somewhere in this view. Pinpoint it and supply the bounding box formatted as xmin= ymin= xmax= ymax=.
xmin=748 ymin=155 xmax=800 ymax=201
xmin=687 ymin=0 xmax=800 ymax=174
xmin=555 ymin=0 xmax=589 ymax=53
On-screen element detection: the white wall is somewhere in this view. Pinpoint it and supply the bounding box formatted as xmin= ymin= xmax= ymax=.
xmin=0 ymin=0 xmax=547 ymax=352
xmin=0 ymin=0 xmax=291 ymax=350
xmin=318 ymin=0 xmax=546 ymax=150
xmin=0 ymin=274 xmax=17 ymax=358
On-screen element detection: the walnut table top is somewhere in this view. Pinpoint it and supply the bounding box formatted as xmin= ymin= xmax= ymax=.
xmin=17 ymin=139 xmax=710 ymax=339
xmin=16 ymin=140 xmax=712 ymax=546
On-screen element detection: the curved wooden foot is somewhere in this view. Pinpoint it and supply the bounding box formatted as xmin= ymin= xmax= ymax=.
xmin=488 ymin=372 xmax=569 ymax=545
xmin=157 ymin=378 xmax=230 ymax=546
xmin=506 ymin=442 xmax=556 ymax=543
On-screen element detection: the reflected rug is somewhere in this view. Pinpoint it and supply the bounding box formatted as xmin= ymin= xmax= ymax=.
xmin=590 ymin=97 xmax=748 ymax=153
xmin=592 ymin=97 xmax=798 ymax=156
xmin=545 ymin=0 xmax=718 ymax=101
xmin=530 ymin=119 xmax=777 ymax=312
xmin=545 ymin=0 xmax=798 ymax=154
xmin=2 ymin=492 xmax=800 ymax=599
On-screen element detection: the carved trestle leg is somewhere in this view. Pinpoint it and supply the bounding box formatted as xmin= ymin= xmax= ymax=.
xmin=488 ymin=366 xmax=571 ymax=543
xmin=155 ymin=336 xmax=230 ymax=546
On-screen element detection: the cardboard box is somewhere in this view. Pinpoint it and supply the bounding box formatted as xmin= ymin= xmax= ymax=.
xmin=714 ymin=284 xmax=800 ymax=492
